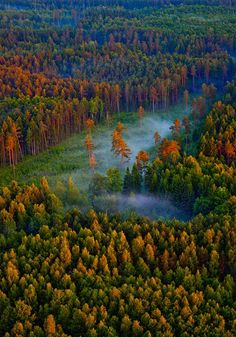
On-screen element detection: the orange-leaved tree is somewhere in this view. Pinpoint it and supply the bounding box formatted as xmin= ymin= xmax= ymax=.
xmin=89 ymin=152 xmax=97 ymax=174
xmin=85 ymin=134 xmax=94 ymax=159
xmin=159 ymin=138 xmax=180 ymax=163
xmin=136 ymin=150 xmax=149 ymax=174
xmin=170 ymin=119 xmax=181 ymax=142
xmin=85 ymin=119 xmax=95 ymax=134
xmin=112 ymin=123 xmax=131 ymax=168
xmin=154 ymin=131 xmax=161 ymax=146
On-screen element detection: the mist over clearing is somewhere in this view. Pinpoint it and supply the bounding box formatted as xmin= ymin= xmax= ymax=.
xmin=94 ymin=116 xmax=173 ymax=167
xmin=59 ymin=103 xmax=192 ymax=221
xmin=93 ymin=193 xmax=191 ymax=221
xmin=14 ymin=103 xmax=192 ymax=220
xmin=0 ymin=101 xmax=192 ymax=220
xmin=69 ymin=102 xmax=191 ymax=185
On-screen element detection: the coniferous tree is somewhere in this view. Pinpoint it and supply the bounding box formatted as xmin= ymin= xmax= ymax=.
xmin=123 ymin=167 xmax=132 ymax=194
xmin=131 ymin=163 xmax=142 ymax=193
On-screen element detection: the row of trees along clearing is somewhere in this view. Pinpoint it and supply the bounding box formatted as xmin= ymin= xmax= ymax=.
xmin=1 ymin=81 xmax=216 ymax=177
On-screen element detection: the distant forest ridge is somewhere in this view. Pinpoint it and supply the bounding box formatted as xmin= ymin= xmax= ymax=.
xmin=1 ymin=0 xmax=235 ymax=10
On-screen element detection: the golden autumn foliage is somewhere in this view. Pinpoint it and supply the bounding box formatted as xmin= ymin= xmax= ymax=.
xmin=44 ymin=315 xmax=56 ymax=335
xmin=112 ymin=123 xmax=131 ymax=166
xmin=159 ymin=138 xmax=180 ymax=162
xmin=0 ymin=3 xmax=235 ymax=337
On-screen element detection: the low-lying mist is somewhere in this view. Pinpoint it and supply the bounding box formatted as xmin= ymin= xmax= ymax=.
xmin=92 ymin=107 xmax=190 ymax=175
xmin=93 ymin=193 xmax=191 ymax=221
xmin=39 ymin=101 xmax=191 ymax=193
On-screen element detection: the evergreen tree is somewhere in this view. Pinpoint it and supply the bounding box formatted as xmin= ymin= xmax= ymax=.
xmin=131 ymin=164 xmax=142 ymax=193
xmin=123 ymin=167 xmax=132 ymax=194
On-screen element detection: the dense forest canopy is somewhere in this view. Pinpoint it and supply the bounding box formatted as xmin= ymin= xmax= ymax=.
xmin=0 ymin=1 xmax=235 ymax=336
xmin=0 ymin=1 xmax=235 ymax=166
xmin=1 ymin=0 xmax=236 ymax=10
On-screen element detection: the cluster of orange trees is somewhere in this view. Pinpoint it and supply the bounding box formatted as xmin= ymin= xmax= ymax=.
xmin=0 ymin=2 xmax=235 ymax=169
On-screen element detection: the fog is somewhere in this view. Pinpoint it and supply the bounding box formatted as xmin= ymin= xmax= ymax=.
xmin=93 ymin=105 xmax=190 ymax=173
xmin=57 ymin=102 xmax=191 ymax=191
xmin=94 ymin=117 xmax=172 ymax=167
xmin=93 ymin=193 xmax=191 ymax=221
xmin=53 ymin=103 xmax=192 ymax=220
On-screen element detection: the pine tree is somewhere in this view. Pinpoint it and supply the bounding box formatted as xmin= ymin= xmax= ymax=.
xmin=150 ymin=172 xmax=158 ymax=193
xmin=144 ymin=164 xmax=153 ymax=191
xmin=123 ymin=167 xmax=132 ymax=194
xmin=131 ymin=163 xmax=142 ymax=193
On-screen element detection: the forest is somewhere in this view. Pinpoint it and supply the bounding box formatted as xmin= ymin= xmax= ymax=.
xmin=0 ymin=1 xmax=235 ymax=336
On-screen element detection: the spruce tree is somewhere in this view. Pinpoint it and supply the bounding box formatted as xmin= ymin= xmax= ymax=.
xmin=131 ymin=164 xmax=142 ymax=193
xmin=123 ymin=167 xmax=132 ymax=194
xmin=144 ymin=164 xmax=153 ymax=191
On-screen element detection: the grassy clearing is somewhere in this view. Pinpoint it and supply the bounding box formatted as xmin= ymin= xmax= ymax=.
xmin=0 ymin=101 xmax=189 ymax=191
